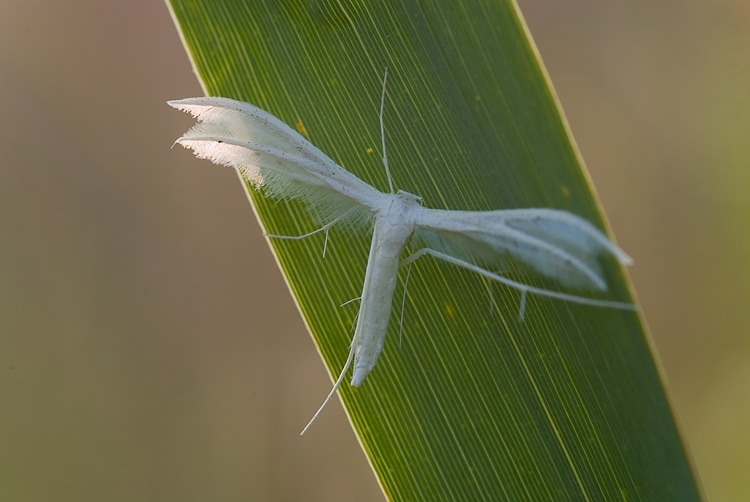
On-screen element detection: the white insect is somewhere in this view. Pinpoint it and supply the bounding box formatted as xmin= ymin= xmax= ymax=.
xmin=169 ymin=69 xmax=634 ymax=434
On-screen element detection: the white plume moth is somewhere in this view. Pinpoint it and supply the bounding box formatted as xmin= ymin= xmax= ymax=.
xmin=169 ymin=68 xmax=634 ymax=434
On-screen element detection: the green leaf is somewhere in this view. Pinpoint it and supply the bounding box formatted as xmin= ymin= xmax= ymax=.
xmin=166 ymin=1 xmax=702 ymax=500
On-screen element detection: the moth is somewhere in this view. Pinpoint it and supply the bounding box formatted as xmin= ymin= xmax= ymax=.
xmin=169 ymin=69 xmax=634 ymax=433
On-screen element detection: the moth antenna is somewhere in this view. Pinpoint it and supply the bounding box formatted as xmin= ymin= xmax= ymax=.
xmin=323 ymin=229 xmax=330 ymax=257
xmin=518 ymin=290 xmax=528 ymax=322
xmin=300 ymin=347 xmax=355 ymax=435
xmin=399 ymin=263 xmax=414 ymax=348
xmin=380 ymin=67 xmax=394 ymax=194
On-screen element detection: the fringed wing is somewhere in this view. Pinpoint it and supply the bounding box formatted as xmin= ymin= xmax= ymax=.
xmin=169 ymin=97 xmax=385 ymax=226
xmin=415 ymin=207 xmax=632 ymax=291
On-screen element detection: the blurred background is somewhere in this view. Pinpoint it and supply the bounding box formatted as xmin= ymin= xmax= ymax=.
xmin=1 ymin=1 xmax=747 ymax=500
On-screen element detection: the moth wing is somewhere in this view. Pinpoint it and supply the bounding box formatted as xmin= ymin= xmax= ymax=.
xmin=415 ymin=207 xmax=631 ymax=291
xmin=169 ymin=97 xmax=385 ymax=226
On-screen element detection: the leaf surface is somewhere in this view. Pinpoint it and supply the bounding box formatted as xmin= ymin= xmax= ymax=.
xmin=166 ymin=1 xmax=701 ymax=500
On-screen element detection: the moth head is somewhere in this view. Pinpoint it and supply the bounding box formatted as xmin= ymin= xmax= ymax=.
xmin=396 ymin=190 xmax=422 ymax=206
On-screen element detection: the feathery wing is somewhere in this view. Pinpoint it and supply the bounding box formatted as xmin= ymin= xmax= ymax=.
xmin=168 ymin=97 xmax=385 ymax=226
xmin=415 ymin=207 xmax=632 ymax=291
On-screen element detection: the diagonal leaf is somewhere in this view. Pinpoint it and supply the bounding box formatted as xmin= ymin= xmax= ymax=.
xmin=165 ymin=1 xmax=702 ymax=500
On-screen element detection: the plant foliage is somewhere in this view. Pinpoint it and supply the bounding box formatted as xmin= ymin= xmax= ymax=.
xmin=166 ymin=1 xmax=701 ymax=500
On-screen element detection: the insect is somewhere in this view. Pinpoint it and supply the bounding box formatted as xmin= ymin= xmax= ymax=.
xmin=169 ymin=68 xmax=634 ymax=434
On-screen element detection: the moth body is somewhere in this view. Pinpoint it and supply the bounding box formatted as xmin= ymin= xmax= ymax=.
xmin=351 ymin=190 xmax=421 ymax=386
xmin=169 ymin=69 xmax=635 ymax=434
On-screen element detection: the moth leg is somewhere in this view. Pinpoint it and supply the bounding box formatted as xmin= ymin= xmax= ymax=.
xmin=398 ymin=263 xmax=414 ymax=348
xmin=300 ymin=346 xmax=355 ymax=435
xmin=402 ymin=250 xmax=523 ymax=319
xmin=265 ymin=211 xmax=352 ymax=256
xmin=400 ymin=248 xmax=636 ymax=312
xmin=265 ymin=214 xmax=342 ymax=240
xmin=396 ymin=232 xmax=420 ymax=347
xmin=302 ymin=275 xmax=362 ymax=434
xmin=339 ymin=297 xmax=362 ymax=308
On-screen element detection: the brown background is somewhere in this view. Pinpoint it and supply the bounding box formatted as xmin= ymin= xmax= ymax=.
xmin=1 ymin=1 xmax=748 ymax=500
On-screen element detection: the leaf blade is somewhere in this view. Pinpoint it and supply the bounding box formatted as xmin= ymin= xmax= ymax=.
xmin=166 ymin=1 xmax=702 ymax=500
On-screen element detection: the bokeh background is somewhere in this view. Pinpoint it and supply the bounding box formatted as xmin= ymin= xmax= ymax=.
xmin=1 ymin=1 xmax=748 ymax=500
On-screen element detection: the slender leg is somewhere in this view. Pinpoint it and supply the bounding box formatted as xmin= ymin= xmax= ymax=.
xmin=400 ymin=248 xmax=636 ymax=313
xmin=339 ymin=297 xmax=362 ymax=308
xmin=398 ymin=263 xmax=413 ymax=348
xmin=265 ymin=213 xmax=346 ymax=240
xmin=265 ymin=211 xmax=354 ymax=256
xmin=300 ymin=347 xmax=356 ymax=435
